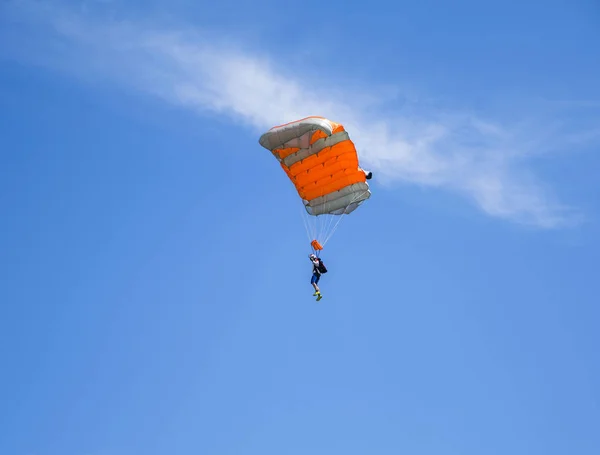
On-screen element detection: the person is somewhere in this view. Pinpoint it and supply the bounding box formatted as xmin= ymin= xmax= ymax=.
xmin=309 ymin=253 xmax=323 ymax=301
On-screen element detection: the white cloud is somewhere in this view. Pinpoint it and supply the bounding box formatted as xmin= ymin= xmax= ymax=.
xmin=1 ymin=0 xmax=593 ymax=228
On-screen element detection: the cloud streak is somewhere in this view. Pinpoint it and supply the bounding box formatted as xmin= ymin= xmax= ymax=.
xmin=1 ymin=0 xmax=593 ymax=228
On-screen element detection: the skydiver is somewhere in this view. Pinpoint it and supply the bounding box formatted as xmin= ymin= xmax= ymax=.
xmin=309 ymin=253 xmax=324 ymax=301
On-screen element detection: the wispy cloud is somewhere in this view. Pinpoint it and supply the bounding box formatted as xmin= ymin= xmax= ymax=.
xmin=2 ymin=0 xmax=595 ymax=228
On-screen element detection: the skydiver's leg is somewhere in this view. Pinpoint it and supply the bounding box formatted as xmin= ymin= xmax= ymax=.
xmin=311 ymin=274 xmax=321 ymax=294
xmin=315 ymin=275 xmax=323 ymax=300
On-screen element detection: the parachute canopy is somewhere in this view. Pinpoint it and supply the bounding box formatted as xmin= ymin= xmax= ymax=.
xmin=259 ymin=116 xmax=371 ymax=216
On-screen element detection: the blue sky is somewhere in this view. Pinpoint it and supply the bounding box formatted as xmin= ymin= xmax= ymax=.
xmin=1 ymin=1 xmax=599 ymax=454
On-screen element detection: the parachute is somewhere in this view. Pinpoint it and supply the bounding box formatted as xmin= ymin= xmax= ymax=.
xmin=259 ymin=116 xmax=371 ymax=253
